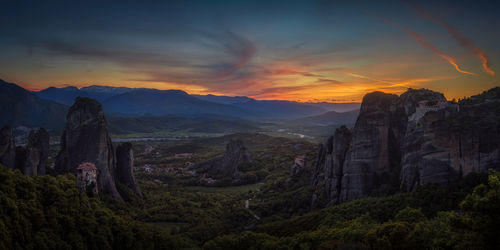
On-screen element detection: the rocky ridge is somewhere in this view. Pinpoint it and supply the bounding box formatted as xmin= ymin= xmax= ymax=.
xmin=313 ymin=87 xmax=500 ymax=206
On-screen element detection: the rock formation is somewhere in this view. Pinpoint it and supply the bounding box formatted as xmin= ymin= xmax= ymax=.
xmin=218 ymin=139 xmax=252 ymax=177
xmin=55 ymin=97 xmax=121 ymax=199
xmin=0 ymin=126 xmax=16 ymax=169
xmin=312 ymin=126 xmax=352 ymax=205
xmin=313 ymin=87 xmax=500 ymax=205
xmin=340 ymin=92 xmax=406 ymax=202
xmin=193 ymin=139 xmax=252 ymax=178
xmin=400 ymin=88 xmax=500 ymax=191
xmin=17 ymin=128 xmax=49 ymax=175
xmin=116 ymin=142 xmax=142 ymax=198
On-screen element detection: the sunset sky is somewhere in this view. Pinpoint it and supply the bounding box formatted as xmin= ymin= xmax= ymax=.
xmin=1 ymin=0 xmax=499 ymax=102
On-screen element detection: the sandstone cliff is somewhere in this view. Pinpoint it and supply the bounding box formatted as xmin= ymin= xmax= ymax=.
xmin=55 ymin=97 xmax=121 ymax=199
xmin=194 ymin=139 xmax=253 ymax=178
xmin=17 ymin=128 xmax=49 ymax=175
xmin=0 ymin=126 xmax=16 ymax=169
xmin=313 ymin=87 xmax=500 ymax=205
xmin=312 ymin=125 xmax=351 ymax=205
xmin=340 ymin=92 xmax=406 ymax=202
xmin=116 ymin=142 xmax=143 ymax=198
xmin=400 ymin=88 xmax=500 ymax=191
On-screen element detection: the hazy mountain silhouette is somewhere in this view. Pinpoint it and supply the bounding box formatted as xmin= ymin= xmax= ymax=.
xmin=194 ymin=94 xmax=327 ymax=119
xmin=36 ymin=85 xmax=331 ymax=119
xmin=102 ymin=89 xmax=257 ymax=118
xmin=294 ymin=109 xmax=359 ymax=126
xmin=0 ymin=79 xmax=68 ymax=131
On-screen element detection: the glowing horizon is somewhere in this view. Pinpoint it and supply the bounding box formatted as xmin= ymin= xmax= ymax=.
xmin=1 ymin=0 xmax=499 ymax=103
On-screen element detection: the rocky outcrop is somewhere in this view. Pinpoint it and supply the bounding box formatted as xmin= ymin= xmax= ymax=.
xmin=0 ymin=126 xmax=16 ymax=169
xmin=116 ymin=142 xmax=142 ymax=198
xmin=18 ymin=128 xmax=49 ymax=175
xmin=340 ymin=92 xmax=406 ymax=202
xmin=55 ymin=97 xmax=121 ymax=199
xmin=312 ymin=126 xmax=352 ymax=205
xmin=313 ymin=87 xmax=500 ymax=205
xmin=193 ymin=139 xmax=252 ymax=178
xmin=218 ymin=139 xmax=252 ymax=177
xmin=400 ymin=88 xmax=500 ymax=191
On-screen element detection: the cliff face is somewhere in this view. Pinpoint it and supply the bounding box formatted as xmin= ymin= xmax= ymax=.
xmin=0 ymin=126 xmax=16 ymax=169
xmin=18 ymin=128 xmax=49 ymax=175
xmin=313 ymin=87 xmax=500 ymax=205
xmin=55 ymin=97 xmax=121 ymax=199
xmin=312 ymin=125 xmax=352 ymax=205
xmin=116 ymin=142 xmax=142 ymax=198
xmin=193 ymin=139 xmax=252 ymax=178
xmin=218 ymin=139 xmax=252 ymax=177
xmin=401 ymin=89 xmax=500 ymax=191
xmin=340 ymin=92 xmax=406 ymax=202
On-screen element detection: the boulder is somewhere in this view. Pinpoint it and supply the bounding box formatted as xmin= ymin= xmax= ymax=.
xmin=0 ymin=126 xmax=16 ymax=169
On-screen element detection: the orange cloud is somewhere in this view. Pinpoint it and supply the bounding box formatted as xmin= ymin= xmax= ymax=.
xmin=405 ymin=2 xmax=494 ymax=76
xmin=367 ymin=10 xmax=476 ymax=76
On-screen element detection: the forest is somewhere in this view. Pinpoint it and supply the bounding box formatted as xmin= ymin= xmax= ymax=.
xmin=1 ymin=163 xmax=499 ymax=250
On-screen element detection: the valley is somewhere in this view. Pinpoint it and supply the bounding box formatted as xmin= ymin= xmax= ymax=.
xmin=2 ymin=1 xmax=499 ymax=248
xmin=2 ymin=81 xmax=500 ymax=249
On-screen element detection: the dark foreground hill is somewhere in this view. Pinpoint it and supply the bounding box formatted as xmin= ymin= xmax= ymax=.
xmin=0 ymin=79 xmax=67 ymax=131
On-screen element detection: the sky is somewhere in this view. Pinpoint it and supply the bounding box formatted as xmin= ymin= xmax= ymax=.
xmin=1 ymin=0 xmax=499 ymax=102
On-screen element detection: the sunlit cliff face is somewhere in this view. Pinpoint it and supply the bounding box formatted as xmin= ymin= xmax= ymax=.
xmin=1 ymin=0 xmax=498 ymax=102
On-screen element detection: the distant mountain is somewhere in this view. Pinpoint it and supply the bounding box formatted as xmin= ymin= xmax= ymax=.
xmin=36 ymin=85 xmax=147 ymax=105
xmin=192 ymin=94 xmax=254 ymax=105
xmin=194 ymin=94 xmax=327 ymax=119
xmin=0 ymin=79 xmax=68 ymax=131
xmin=304 ymin=102 xmax=361 ymax=112
xmin=102 ymin=89 xmax=257 ymax=118
xmin=35 ymin=85 xmax=346 ymax=120
xmin=107 ymin=115 xmax=259 ymax=135
xmin=294 ymin=109 xmax=359 ymax=126
xmin=36 ymin=86 xmax=90 ymax=106
xmin=79 ymin=85 xmax=137 ymax=102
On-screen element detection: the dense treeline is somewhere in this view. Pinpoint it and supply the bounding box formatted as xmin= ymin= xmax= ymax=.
xmin=204 ymin=171 xmax=500 ymax=249
xmin=0 ymin=165 xmax=193 ymax=250
xmin=2 ymin=161 xmax=500 ymax=249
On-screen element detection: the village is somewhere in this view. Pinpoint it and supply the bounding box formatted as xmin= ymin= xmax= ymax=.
xmin=125 ymin=139 xmax=312 ymax=188
xmin=133 ymin=144 xmax=218 ymax=186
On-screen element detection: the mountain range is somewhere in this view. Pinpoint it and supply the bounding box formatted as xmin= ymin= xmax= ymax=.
xmin=0 ymin=79 xmax=361 ymax=132
xmin=293 ymin=109 xmax=359 ymax=126
xmin=35 ymin=85 xmax=359 ymax=119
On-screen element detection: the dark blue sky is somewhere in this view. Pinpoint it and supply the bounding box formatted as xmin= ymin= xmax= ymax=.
xmin=1 ymin=0 xmax=499 ymax=101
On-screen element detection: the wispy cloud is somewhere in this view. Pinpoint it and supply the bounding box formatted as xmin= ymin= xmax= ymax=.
xmin=213 ymin=32 xmax=256 ymax=78
xmin=404 ymin=2 xmax=494 ymax=76
xmin=367 ymin=10 xmax=476 ymax=76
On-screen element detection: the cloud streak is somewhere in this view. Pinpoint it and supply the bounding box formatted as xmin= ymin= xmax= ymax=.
xmin=213 ymin=32 xmax=256 ymax=78
xmin=404 ymin=2 xmax=494 ymax=76
xmin=367 ymin=10 xmax=475 ymax=76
